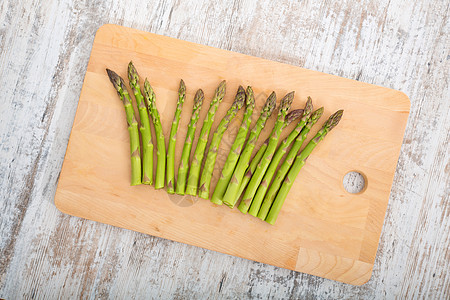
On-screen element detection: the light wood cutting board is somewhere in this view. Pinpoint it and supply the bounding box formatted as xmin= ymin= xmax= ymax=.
xmin=55 ymin=24 xmax=410 ymax=285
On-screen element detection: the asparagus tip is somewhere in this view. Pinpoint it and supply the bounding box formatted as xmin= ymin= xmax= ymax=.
xmin=215 ymin=80 xmax=227 ymax=99
xmin=143 ymin=78 xmax=155 ymax=98
xmin=106 ymin=68 xmax=117 ymax=83
xmin=311 ymin=107 xmax=324 ymax=121
xmin=245 ymin=86 xmax=255 ymax=107
xmin=264 ymin=91 xmax=277 ymax=112
xmin=179 ymin=79 xmax=186 ymax=95
xmin=144 ymin=78 xmax=152 ymax=90
xmin=127 ymin=61 xmax=140 ymax=89
xmin=194 ymin=89 xmax=204 ymax=106
xmin=106 ymin=68 xmax=126 ymax=93
xmin=279 ymin=91 xmax=295 ymax=112
xmin=228 ymin=86 xmax=246 ymax=114
xmin=285 ymin=109 xmax=304 ymax=124
xmin=326 ymin=109 xmax=344 ymax=130
xmin=304 ymin=97 xmax=313 ymax=117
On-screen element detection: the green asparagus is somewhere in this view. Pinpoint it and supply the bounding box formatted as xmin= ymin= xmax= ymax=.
xmin=228 ymin=105 xmax=300 ymax=207
xmin=198 ymin=86 xmax=245 ymax=200
xmin=175 ymin=89 xmax=204 ymax=195
xmin=211 ymin=86 xmax=255 ymax=205
xmin=257 ymin=107 xmax=324 ymax=220
xmin=248 ymin=98 xmax=313 ymax=216
xmin=222 ymin=92 xmax=276 ymax=208
xmin=127 ymin=62 xmax=153 ymax=185
xmin=266 ymin=110 xmax=343 ymax=225
xmin=106 ymin=68 xmax=142 ymax=186
xmin=235 ymin=108 xmax=303 ymax=207
xmin=143 ymin=78 xmax=166 ymax=189
xmin=238 ymin=92 xmax=295 ymax=213
xmin=186 ymin=80 xmax=226 ymax=196
xmin=167 ymin=79 xmax=186 ymax=193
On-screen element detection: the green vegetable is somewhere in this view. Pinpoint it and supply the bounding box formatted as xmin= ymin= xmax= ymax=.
xmin=176 ymin=89 xmax=204 ymax=195
xmin=248 ymin=98 xmax=313 ymax=216
xmin=222 ymin=92 xmax=276 ymax=208
xmin=265 ymin=110 xmax=343 ymax=225
xmin=106 ymin=68 xmax=142 ymax=186
xmin=238 ymin=92 xmax=295 ymax=213
xmin=143 ymin=78 xmax=166 ymax=189
xmin=127 ymin=62 xmax=153 ymax=185
xmin=186 ymin=80 xmax=226 ymax=196
xmin=258 ymin=107 xmax=323 ymax=220
xmin=198 ymin=86 xmax=246 ymax=200
xmin=211 ymin=86 xmax=255 ymax=205
xmin=167 ymin=79 xmax=186 ymax=193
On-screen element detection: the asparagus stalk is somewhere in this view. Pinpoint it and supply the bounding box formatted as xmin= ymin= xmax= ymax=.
xmin=143 ymin=79 xmax=166 ymax=189
xmin=186 ymin=80 xmax=226 ymax=196
xmin=222 ymin=92 xmax=276 ymax=208
xmin=248 ymin=98 xmax=313 ymax=216
xmin=198 ymin=86 xmax=245 ymax=200
xmin=175 ymin=89 xmax=204 ymax=195
xmin=166 ymin=80 xmax=186 ymax=193
xmin=106 ymin=68 xmax=142 ymax=186
xmin=236 ymin=139 xmax=267 ymax=201
xmin=238 ymin=92 xmax=295 ymax=213
xmin=127 ymin=62 xmax=153 ymax=185
xmin=235 ymin=108 xmax=303 ymax=207
xmin=266 ymin=110 xmax=343 ymax=225
xmin=257 ymin=107 xmax=324 ymax=220
xmin=211 ymin=86 xmax=255 ymax=204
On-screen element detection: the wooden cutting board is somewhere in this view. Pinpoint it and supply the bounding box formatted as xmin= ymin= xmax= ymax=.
xmin=55 ymin=24 xmax=410 ymax=285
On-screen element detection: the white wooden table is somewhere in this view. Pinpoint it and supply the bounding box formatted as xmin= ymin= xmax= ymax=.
xmin=1 ymin=0 xmax=448 ymax=298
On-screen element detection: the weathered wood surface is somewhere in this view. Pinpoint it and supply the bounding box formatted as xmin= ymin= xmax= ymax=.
xmin=56 ymin=24 xmax=411 ymax=286
xmin=0 ymin=0 xmax=448 ymax=298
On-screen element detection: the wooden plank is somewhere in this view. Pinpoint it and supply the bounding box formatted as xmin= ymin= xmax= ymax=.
xmin=54 ymin=24 xmax=409 ymax=285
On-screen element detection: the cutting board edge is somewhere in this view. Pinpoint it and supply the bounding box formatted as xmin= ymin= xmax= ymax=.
xmin=53 ymin=193 xmax=374 ymax=286
xmin=95 ymin=23 xmax=412 ymax=113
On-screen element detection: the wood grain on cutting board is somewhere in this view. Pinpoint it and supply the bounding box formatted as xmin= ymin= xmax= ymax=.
xmin=55 ymin=24 xmax=410 ymax=285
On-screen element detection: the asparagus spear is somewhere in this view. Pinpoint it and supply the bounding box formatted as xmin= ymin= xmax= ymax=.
xmin=248 ymin=98 xmax=313 ymax=216
xmin=198 ymin=86 xmax=246 ymax=200
xmin=235 ymin=108 xmax=303 ymax=207
xmin=236 ymin=139 xmax=267 ymax=201
xmin=238 ymin=92 xmax=295 ymax=214
xmin=175 ymin=89 xmax=204 ymax=195
xmin=211 ymin=86 xmax=255 ymax=204
xmin=186 ymin=80 xmax=226 ymax=196
xmin=143 ymin=79 xmax=166 ymax=189
xmin=166 ymin=80 xmax=186 ymax=193
xmin=257 ymin=107 xmax=324 ymax=220
xmin=106 ymin=68 xmax=142 ymax=186
xmin=127 ymin=62 xmax=153 ymax=185
xmin=222 ymin=92 xmax=276 ymax=208
xmin=266 ymin=110 xmax=343 ymax=225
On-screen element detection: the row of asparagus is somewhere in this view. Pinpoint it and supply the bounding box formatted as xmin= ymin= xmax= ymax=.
xmin=106 ymin=62 xmax=343 ymax=225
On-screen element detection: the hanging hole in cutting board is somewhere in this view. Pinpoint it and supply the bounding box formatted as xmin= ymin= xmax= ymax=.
xmin=343 ymin=171 xmax=367 ymax=194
